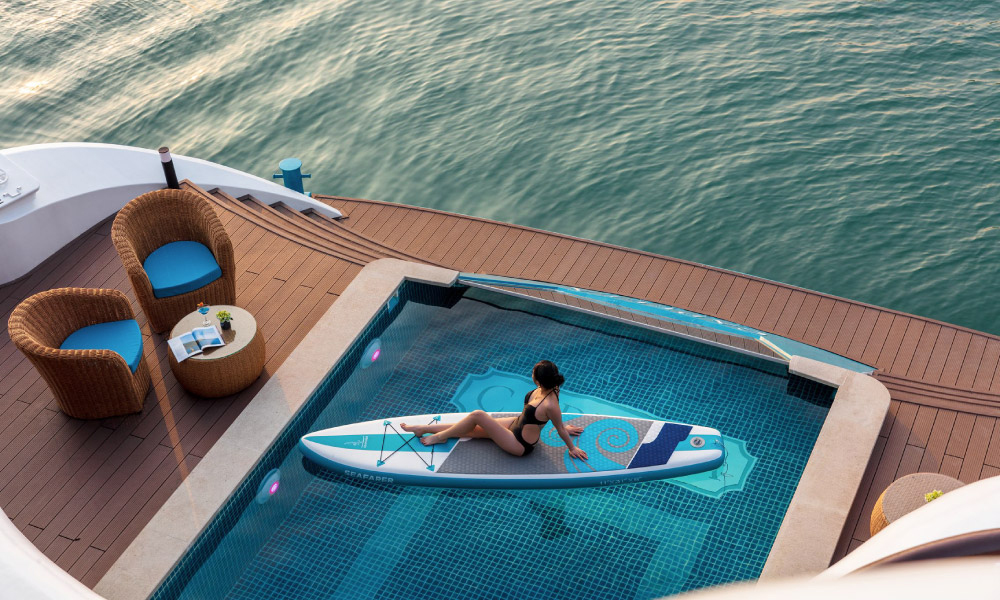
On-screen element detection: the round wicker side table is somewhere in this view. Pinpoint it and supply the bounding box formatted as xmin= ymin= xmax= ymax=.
xmin=870 ymin=472 xmax=964 ymax=536
xmin=168 ymin=305 xmax=265 ymax=398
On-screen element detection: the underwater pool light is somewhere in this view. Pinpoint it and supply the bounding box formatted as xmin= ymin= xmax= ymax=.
xmin=360 ymin=338 xmax=382 ymax=369
xmin=256 ymin=468 xmax=281 ymax=504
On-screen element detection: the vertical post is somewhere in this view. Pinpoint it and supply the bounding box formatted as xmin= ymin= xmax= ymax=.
xmin=159 ymin=147 xmax=180 ymax=189
xmin=273 ymin=157 xmax=311 ymax=195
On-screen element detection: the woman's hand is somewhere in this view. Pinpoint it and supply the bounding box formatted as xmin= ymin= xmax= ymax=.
xmin=568 ymin=446 xmax=588 ymax=461
xmin=567 ymin=425 xmax=584 ymax=436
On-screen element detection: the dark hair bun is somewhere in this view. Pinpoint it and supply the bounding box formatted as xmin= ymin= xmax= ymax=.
xmin=533 ymin=360 xmax=564 ymax=389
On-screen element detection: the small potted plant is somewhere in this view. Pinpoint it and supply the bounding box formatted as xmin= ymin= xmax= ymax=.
xmin=216 ymin=310 xmax=233 ymax=331
xmin=924 ymin=489 xmax=944 ymax=503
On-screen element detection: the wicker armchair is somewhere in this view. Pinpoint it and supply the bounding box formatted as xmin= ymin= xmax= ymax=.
xmin=111 ymin=189 xmax=236 ymax=333
xmin=8 ymin=288 xmax=151 ymax=419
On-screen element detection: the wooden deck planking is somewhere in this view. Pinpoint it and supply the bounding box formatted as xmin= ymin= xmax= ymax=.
xmin=630 ymin=259 xmax=670 ymax=300
xmin=0 ymin=194 xmax=356 ymax=585
xmin=582 ymin=247 xmax=624 ymax=290
xmin=818 ymin=301 xmax=853 ymax=351
xmin=958 ymin=416 xmax=996 ymax=483
xmin=784 ymin=293 xmax=822 ymax=340
xmin=727 ymin=279 xmax=764 ymax=326
xmin=802 ymin=297 xmax=837 ymax=346
xmin=945 ymin=412 xmax=977 ymax=458
xmin=923 ymin=327 xmax=959 ymax=384
xmin=595 ymin=250 xmax=636 ymax=292
xmin=743 ymin=284 xmax=779 ymax=330
xmin=894 ymin=444 xmax=925 ymax=480
xmin=904 ymin=322 xmax=943 ymax=380
xmin=711 ymin=276 xmax=750 ymax=322
xmin=514 ymin=234 xmax=563 ymax=280
xmin=479 ymin=228 xmax=531 ymax=275
xmin=851 ymin=312 xmax=906 ymax=365
xmin=450 ymin=223 xmax=501 ymax=273
xmin=685 ymin=269 xmax=724 ymax=314
xmin=830 ymin=304 xmax=866 ymax=356
xmin=770 ymin=289 xmax=808 ymax=336
xmin=756 ymin=286 xmax=792 ymax=332
xmin=558 ymin=243 xmax=605 ymax=287
xmin=886 ymin=319 xmax=924 ymax=375
xmin=905 ymin=405 xmax=938 ymax=448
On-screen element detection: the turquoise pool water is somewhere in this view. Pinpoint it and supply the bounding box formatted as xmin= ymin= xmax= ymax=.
xmin=156 ymin=283 xmax=834 ymax=600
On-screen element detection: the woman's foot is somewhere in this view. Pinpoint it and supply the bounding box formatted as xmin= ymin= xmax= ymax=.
xmin=400 ymin=423 xmax=428 ymax=435
xmin=420 ymin=433 xmax=447 ymax=446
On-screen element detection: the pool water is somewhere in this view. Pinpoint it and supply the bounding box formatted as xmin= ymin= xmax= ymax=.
xmin=163 ymin=284 xmax=834 ymax=600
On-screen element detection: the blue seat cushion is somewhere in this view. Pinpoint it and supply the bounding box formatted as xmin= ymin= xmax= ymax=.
xmin=60 ymin=319 xmax=144 ymax=372
xmin=143 ymin=241 xmax=222 ymax=299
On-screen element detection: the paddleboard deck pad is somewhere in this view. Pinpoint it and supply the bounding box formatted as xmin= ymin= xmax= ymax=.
xmin=300 ymin=413 xmax=725 ymax=489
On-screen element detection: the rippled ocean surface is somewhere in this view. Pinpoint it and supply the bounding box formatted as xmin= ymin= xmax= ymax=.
xmin=3 ymin=1 xmax=999 ymax=333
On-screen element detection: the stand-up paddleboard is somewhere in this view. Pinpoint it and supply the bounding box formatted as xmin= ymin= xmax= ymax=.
xmin=299 ymin=412 xmax=725 ymax=489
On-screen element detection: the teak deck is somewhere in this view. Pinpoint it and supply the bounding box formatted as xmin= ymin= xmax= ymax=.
xmin=2 ymin=181 xmax=999 ymax=588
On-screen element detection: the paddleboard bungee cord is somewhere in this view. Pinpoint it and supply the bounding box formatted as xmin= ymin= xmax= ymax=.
xmin=377 ymin=416 xmax=443 ymax=472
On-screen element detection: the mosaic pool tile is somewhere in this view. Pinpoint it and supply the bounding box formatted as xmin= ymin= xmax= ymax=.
xmin=154 ymin=282 xmax=834 ymax=600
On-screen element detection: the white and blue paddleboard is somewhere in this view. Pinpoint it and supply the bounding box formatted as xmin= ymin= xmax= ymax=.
xmin=299 ymin=412 xmax=724 ymax=489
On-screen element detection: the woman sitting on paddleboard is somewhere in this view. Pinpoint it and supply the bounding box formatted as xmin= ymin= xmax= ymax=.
xmin=402 ymin=360 xmax=588 ymax=460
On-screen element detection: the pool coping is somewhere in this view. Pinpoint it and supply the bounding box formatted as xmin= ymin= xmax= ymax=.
xmin=94 ymin=259 xmax=459 ymax=600
xmin=759 ymin=356 xmax=891 ymax=580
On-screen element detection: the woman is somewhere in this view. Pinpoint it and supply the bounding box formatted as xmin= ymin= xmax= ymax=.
xmin=401 ymin=361 xmax=589 ymax=460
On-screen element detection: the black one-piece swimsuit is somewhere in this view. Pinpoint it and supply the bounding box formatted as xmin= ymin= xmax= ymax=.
xmin=508 ymin=389 xmax=553 ymax=456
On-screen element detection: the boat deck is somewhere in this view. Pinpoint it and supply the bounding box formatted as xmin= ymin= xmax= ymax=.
xmin=2 ymin=181 xmax=999 ymax=587
xmin=0 ymin=188 xmax=361 ymax=586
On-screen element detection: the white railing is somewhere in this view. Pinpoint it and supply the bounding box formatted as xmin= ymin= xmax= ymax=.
xmin=0 ymin=142 xmax=341 ymax=285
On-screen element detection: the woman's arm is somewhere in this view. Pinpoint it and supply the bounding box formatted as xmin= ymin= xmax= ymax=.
xmin=547 ymin=402 xmax=588 ymax=460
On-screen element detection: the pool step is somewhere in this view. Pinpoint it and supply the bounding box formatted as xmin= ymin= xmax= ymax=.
xmin=239 ymin=195 xmax=429 ymax=264
xmin=298 ymin=207 xmax=432 ymax=264
xmin=183 ymin=183 xmax=362 ymax=264
xmin=875 ymin=373 xmax=1000 ymax=417
xmin=232 ymin=193 xmax=381 ymax=264
xmin=182 ymin=181 xmax=442 ymax=273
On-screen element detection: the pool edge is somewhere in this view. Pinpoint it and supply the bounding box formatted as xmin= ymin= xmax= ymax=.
xmin=93 ymin=259 xmax=458 ymax=600
xmin=759 ymin=356 xmax=891 ymax=580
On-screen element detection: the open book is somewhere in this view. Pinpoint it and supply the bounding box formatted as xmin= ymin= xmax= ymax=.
xmin=168 ymin=326 xmax=225 ymax=362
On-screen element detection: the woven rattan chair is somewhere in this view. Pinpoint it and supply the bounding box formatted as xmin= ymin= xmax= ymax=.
xmin=8 ymin=288 xmax=151 ymax=419
xmin=112 ymin=189 xmax=236 ymax=333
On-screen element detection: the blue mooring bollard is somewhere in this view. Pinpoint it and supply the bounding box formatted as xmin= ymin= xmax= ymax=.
xmin=273 ymin=157 xmax=311 ymax=196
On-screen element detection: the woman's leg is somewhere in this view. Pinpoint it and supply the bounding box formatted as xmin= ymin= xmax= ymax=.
xmin=407 ymin=411 xmax=524 ymax=455
xmin=399 ymin=423 xmax=449 ymax=436
xmin=401 ymin=416 xmax=516 ymax=437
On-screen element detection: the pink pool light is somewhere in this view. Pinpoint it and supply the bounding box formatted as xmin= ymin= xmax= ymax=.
xmin=256 ymin=468 xmax=281 ymax=504
xmin=360 ymin=338 xmax=382 ymax=369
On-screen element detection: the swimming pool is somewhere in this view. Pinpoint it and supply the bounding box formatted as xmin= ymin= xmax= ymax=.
xmin=153 ymin=281 xmax=834 ymax=600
